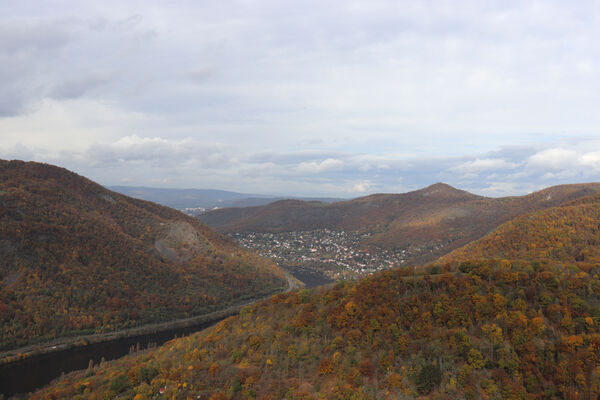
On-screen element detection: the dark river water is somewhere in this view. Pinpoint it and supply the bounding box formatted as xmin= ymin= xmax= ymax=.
xmin=287 ymin=267 xmax=333 ymax=288
xmin=0 ymin=318 xmax=225 ymax=398
xmin=0 ymin=272 xmax=331 ymax=398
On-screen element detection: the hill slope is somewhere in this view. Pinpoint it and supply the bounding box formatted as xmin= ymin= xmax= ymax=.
xmin=32 ymin=259 xmax=600 ymax=399
xmin=199 ymin=182 xmax=600 ymax=264
xmin=438 ymin=193 xmax=600 ymax=267
xmin=0 ymin=160 xmax=287 ymax=350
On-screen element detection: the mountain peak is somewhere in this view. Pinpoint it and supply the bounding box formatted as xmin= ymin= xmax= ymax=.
xmin=417 ymin=182 xmax=481 ymax=199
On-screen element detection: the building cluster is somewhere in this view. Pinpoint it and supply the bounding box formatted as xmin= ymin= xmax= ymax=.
xmin=182 ymin=207 xmax=207 ymax=217
xmin=228 ymin=229 xmax=410 ymax=279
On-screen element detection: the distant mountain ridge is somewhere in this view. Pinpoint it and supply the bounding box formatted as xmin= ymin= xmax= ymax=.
xmin=199 ymin=182 xmax=600 ymax=264
xmin=0 ymin=160 xmax=287 ymax=350
xmin=109 ymin=186 xmax=343 ymax=211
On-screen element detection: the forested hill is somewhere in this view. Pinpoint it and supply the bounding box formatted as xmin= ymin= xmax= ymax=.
xmin=438 ymin=192 xmax=600 ymax=267
xmin=199 ymin=182 xmax=600 ymax=264
xmin=28 ymin=172 xmax=600 ymax=399
xmin=0 ymin=160 xmax=287 ymax=350
xmin=32 ymin=259 xmax=600 ymax=399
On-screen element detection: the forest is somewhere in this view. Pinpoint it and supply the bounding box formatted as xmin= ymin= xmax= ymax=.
xmin=31 ymin=256 xmax=600 ymax=399
xmin=439 ymin=193 xmax=600 ymax=267
xmin=0 ymin=161 xmax=287 ymax=350
xmin=10 ymin=162 xmax=600 ymax=399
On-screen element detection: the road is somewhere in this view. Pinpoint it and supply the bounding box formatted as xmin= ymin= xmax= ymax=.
xmin=1 ymin=272 xmax=299 ymax=366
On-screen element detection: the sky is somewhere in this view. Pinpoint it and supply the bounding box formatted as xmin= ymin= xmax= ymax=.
xmin=1 ymin=0 xmax=600 ymax=198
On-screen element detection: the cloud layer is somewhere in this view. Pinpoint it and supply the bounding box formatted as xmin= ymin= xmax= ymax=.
xmin=4 ymin=134 xmax=600 ymax=197
xmin=1 ymin=1 xmax=600 ymax=197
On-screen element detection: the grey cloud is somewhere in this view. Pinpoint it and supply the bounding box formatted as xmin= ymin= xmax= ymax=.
xmin=85 ymin=136 xmax=236 ymax=169
xmin=6 ymin=137 xmax=600 ymax=198
xmin=1 ymin=143 xmax=34 ymax=161
xmin=50 ymin=71 xmax=116 ymax=100
xmin=184 ymin=67 xmax=216 ymax=83
xmin=2 ymin=1 xmax=600 ymax=196
xmin=0 ymin=19 xmax=70 ymax=54
xmin=0 ymin=19 xmax=73 ymax=115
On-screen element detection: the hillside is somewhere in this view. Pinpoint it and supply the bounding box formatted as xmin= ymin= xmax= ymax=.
xmin=0 ymin=160 xmax=287 ymax=350
xmin=438 ymin=193 xmax=600 ymax=267
xmin=32 ymin=259 xmax=600 ymax=399
xmin=199 ymin=182 xmax=600 ymax=264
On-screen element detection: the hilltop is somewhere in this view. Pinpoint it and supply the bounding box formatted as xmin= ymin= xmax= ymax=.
xmin=0 ymin=160 xmax=287 ymax=350
xmin=438 ymin=192 xmax=600 ymax=267
xmin=199 ymin=182 xmax=600 ymax=264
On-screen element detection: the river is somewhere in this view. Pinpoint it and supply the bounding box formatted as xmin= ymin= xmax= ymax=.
xmin=286 ymin=266 xmax=333 ymax=288
xmin=0 ymin=271 xmax=331 ymax=398
xmin=0 ymin=317 xmax=226 ymax=398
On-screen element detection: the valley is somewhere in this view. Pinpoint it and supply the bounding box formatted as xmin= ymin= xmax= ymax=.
xmin=4 ymin=161 xmax=600 ymax=399
xmin=200 ymin=182 xmax=600 ymax=266
xmin=0 ymin=270 xmax=301 ymax=398
xmin=229 ymin=229 xmax=426 ymax=279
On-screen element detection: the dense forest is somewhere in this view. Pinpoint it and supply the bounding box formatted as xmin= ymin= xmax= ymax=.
xmin=0 ymin=161 xmax=287 ymax=350
xmin=31 ymin=259 xmax=600 ymax=399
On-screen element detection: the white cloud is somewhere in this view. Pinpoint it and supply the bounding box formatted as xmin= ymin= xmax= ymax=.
xmin=453 ymin=158 xmax=519 ymax=174
xmin=526 ymin=148 xmax=579 ymax=170
xmin=579 ymin=151 xmax=600 ymax=170
xmin=296 ymin=158 xmax=344 ymax=173
xmin=350 ymin=181 xmax=374 ymax=194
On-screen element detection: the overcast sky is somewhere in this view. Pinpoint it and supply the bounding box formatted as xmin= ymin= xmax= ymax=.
xmin=1 ymin=0 xmax=600 ymax=197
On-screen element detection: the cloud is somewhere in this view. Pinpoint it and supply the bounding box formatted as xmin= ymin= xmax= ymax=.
xmin=50 ymin=71 xmax=116 ymax=99
xmin=526 ymin=148 xmax=579 ymax=170
xmin=2 ymin=2 xmax=600 ymax=197
xmin=579 ymin=152 xmax=600 ymax=170
xmin=350 ymin=181 xmax=374 ymax=194
xmin=0 ymin=19 xmax=72 ymax=116
xmin=86 ymin=135 xmax=234 ymax=169
xmin=183 ymin=67 xmax=216 ymax=83
xmin=452 ymin=158 xmax=520 ymax=174
xmin=296 ymin=158 xmax=345 ymax=173
xmin=4 ymin=136 xmax=600 ymax=198
xmin=0 ymin=19 xmax=70 ymax=54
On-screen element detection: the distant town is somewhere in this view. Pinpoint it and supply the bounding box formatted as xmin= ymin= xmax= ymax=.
xmin=182 ymin=207 xmax=208 ymax=217
xmin=228 ymin=229 xmax=412 ymax=279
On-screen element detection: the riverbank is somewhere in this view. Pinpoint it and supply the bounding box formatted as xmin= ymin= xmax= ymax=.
xmin=0 ymin=272 xmax=303 ymax=397
xmin=1 ymin=274 xmax=298 ymax=366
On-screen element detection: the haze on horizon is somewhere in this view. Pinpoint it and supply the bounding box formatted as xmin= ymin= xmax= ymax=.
xmin=1 ymin=0 xmax=600 ymax=198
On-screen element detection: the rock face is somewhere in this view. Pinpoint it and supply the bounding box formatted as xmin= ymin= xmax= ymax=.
xmin=154 ymin=221 xmax=210 ymax=264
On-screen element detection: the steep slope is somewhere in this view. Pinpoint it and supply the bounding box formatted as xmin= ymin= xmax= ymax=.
xmin=199 ymin=182 xmax=600 ymax=264
xmin=438 ymin=193 xmax=600 ymax=267
xmin=32 ymin=260 xmax=600 ymax=399
xmin=0 ymin=160 xmax=287 ymax=350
